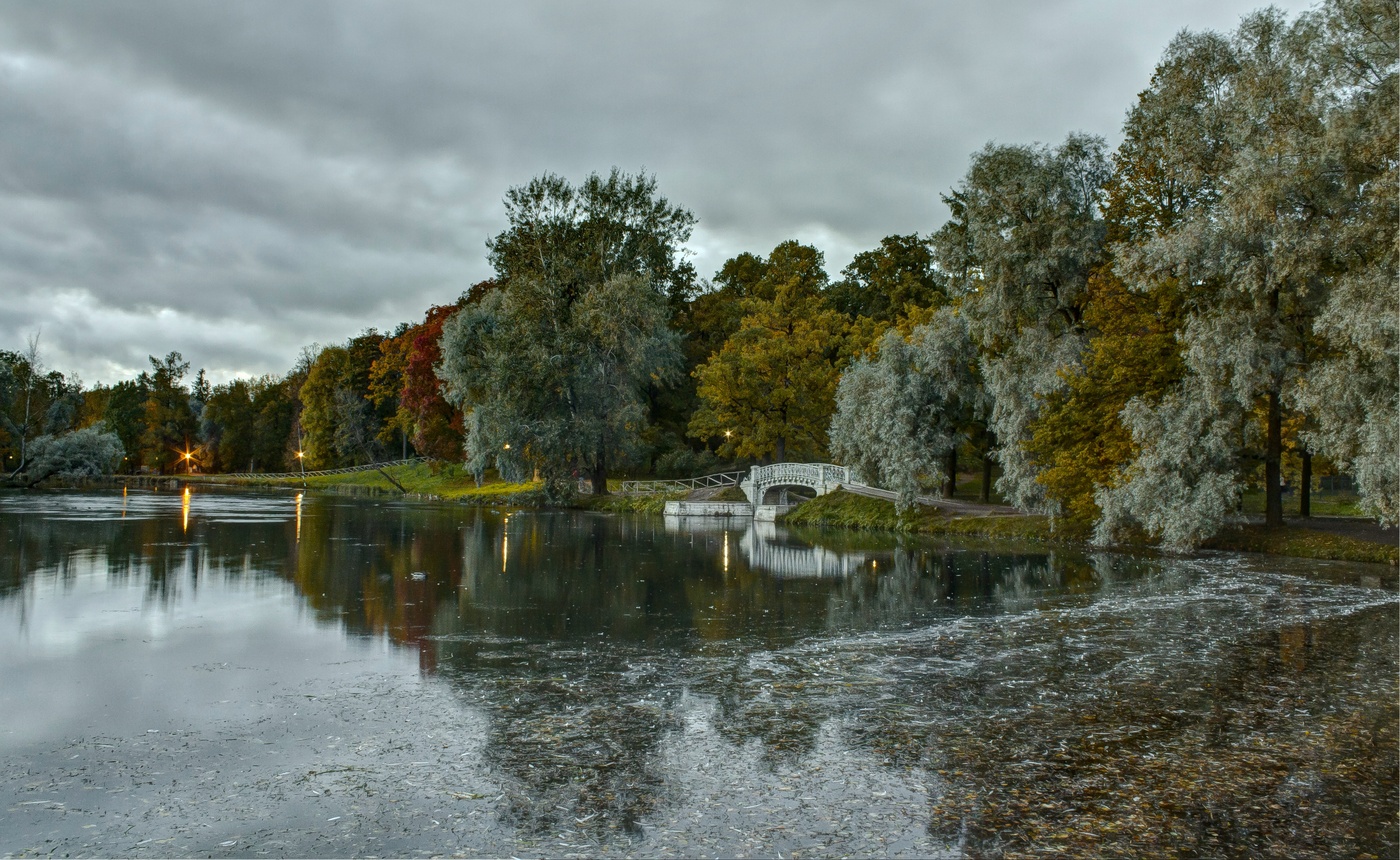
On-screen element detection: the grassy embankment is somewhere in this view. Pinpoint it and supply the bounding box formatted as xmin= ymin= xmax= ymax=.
xmin=191 ymin=460 xmax=687 ymax=512
xmin=782 ymin=489 xmax=1397 ymax=566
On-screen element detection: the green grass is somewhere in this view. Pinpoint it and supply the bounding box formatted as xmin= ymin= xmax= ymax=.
xmin=709 ymin=485 xmax=749 ymax=502
xmin=781 ymin=489 xmax=1396 ymax=565
xmin=193 ymin=462 xmax=545 ymax=504
xmin=1239 ymin=488 xmax=1363 ymax=517
xmin=583 ymin=490 xmax=688 ymax=514
xmin=1205 ymin=524 xmax=1397 ymax=565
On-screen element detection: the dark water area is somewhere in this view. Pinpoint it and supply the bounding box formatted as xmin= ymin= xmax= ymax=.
xmin=1 ymin=488 xmax=1395 ymax=858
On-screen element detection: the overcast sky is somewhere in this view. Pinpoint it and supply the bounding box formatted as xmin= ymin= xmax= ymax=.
xmin=0 ymin=0 xmax=1315 ymax=386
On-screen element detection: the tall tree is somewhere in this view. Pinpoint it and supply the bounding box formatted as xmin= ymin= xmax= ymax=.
xmin=203 ymin=379 xmax=259 ymax=472
xmin=299 ymin=346 xmax=347 ymax=469
xmin=2 ymin=334 xmax=45 ymax=474
xmin=689 ymin=242 xmax=863 ymax=463
xmin=1295 ymin=0 xmax=1398 ymax=524
xmin=830 ymin=307 xmax=984 ymax=509
xmin=1098 ymin=5 xmax=1381 ymax=546
xmin=99 ymin=378 xmax=149 ymax=473
xmin=401 ymin=302 xmax=466 ymax=460
xmin=1027 ymin=30 xmax=1234 ymax=524
xmin=933 ymin=133 xmax=1110 ymax=511
xmin=140 ymin=352 xmax=197 ymax=473
xmin=440 ymin=272 xmax=678 ymax=496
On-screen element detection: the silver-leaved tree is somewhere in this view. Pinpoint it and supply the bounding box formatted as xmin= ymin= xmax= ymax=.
xmin=437 ymin=171 xmax=686 ymax=499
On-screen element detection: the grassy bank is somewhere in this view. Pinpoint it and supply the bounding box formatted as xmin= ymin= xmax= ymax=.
xmin=192 ymin=462 xmax=696 ymax=512
xmin=782 ymin=489 xmax=1398 ymax=566
xmin=192 ymin=461 xmax=547 ymax=505
xmin=184 ymin=467 xmax=1394 ymax=564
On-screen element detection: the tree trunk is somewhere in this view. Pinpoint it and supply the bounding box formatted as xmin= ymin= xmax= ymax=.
xmin=1300 ymin=449 xmax=1311 ymax=518
xmin=981 ymin=450 xmax=993 ymax=504
xmin=591 ymin=449 xmax=609 ymax=496
xmin=944 ymin=447 xmax=957 ymax=498
xmin=775 ymin=436 xmax=786 ymax=464
xmin=1265 ymin=389 xmax=1283 ymax=528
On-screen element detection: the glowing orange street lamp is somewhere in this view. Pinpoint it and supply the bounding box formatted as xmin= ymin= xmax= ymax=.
xmin=296 ymin=449 xmax=306 ymax=485
xmin=181 ymin=448 xmax=194 ymax=475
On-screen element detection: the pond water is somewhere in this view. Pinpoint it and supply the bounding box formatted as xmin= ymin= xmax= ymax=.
xmin=0 ymin=488 xmax=1395 ymax=858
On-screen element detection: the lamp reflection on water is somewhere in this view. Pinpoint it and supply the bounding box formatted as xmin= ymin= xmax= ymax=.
xmin=501 ymin=515 xmax=510 ymax=572
xmin=181 ymin=486 xmax=191 ymax=532
xmin=295 ymin=493 xmax=303 ymax=543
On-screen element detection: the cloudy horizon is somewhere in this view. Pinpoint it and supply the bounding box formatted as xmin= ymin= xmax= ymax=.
xmin=0 ymin=0 xmax=1314 ymax=386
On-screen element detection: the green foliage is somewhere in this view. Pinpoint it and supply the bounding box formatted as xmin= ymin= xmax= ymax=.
xmin=689 ymin=242 xmax=861 ymax=463
xmin=98 ymin=379 xmax=148 ymax=472
xmin=23 ymin=423 xmax=124 ymax=483
xmin=440 ymin=272 xmax=680 ymax=498
xmin=1028 ymin=272 xmax=1186 ymax=523
xmin=140 ymin=351 xmax=197 ymax=473
xmin=203 ymin=378 xmax=268 ymax=472
xmin=252 ymin=376 xmax=297 ymax=471
xmin=1099 ymin=0 xmax=1398 ymax=543
xmin=298 ymin=345 xmax=347 ymax=469
xmin=0 ymin=336 xmax=83 ymax=473
xmin=486 ymin=168 xmax=698 ymax=315
xmin=830 ymin=307 xmax=983 ymax=510
xmin=930 ymin=134 xmax=1110 ymax=512
xmin=827 ymin=233 xmax=948 ymax=323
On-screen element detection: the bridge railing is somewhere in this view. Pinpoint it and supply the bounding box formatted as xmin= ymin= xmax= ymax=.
xmin=226 ymin=457 xmax=428 ymax=481
xmin=620 ymin=470 xmax=748 ymax=495
xmin=749 ymin=462 xmax=849 ymax=488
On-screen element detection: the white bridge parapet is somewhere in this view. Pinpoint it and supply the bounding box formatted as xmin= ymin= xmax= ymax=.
xmin=740 ymin=462 xmax=850 ymax=506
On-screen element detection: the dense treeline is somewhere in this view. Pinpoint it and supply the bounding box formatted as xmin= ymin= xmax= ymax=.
xmin=1 ymin=0 xmax=1392 ymax=548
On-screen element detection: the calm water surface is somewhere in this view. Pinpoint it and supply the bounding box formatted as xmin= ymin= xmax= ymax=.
xmin=1 ymin=488 xmax=1395 ymax=858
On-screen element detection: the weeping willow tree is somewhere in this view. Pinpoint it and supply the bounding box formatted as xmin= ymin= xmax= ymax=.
xmin=1097 ymin=0 xmax=1398 ymax=548
xmin=829 ymin=307 xmax=983 ymax=511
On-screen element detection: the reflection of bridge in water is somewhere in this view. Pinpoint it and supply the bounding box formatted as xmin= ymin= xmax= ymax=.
xmin=665 ymin=515 xmax=866 ymax=579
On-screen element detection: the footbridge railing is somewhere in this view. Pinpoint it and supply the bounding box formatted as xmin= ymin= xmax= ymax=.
xmin=226 ymin=457 xmax=427 ymax=481
xmin=620 ymin=470 xmax=748 ymax=495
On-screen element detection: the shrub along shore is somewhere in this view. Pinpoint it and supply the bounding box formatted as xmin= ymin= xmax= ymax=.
xmin=167 ymin=463 xmax=1398 ymax=567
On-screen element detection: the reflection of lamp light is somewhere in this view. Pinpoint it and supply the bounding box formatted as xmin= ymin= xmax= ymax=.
xmin=502 ymin=514 xmax=510 ymax=572
xmin=295 ymin=492 xmax=303 ymax=543
xmin=181 ymin=486 xmax=191 ymax=532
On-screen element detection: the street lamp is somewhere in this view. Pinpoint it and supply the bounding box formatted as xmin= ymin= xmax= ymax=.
xmin=296 ymin=449 xmax=306 ymax=485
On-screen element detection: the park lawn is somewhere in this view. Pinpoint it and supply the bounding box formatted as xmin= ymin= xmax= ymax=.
xmin=196 ymin=461 xmax=542 ymax=502
xmin=1238 ymin=487 xmax=1363 ymax=517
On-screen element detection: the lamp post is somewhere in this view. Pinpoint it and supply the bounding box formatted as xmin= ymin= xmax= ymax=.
xmin=296 ymin=449 xmax=306 ymax=486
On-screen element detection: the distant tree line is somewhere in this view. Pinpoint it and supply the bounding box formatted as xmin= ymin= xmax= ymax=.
xmin=1 ymin=0 xmax=1391 ymax=550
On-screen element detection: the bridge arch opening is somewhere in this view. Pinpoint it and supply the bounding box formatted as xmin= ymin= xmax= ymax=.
xmin=758 ymin=484 xmax=816 ymax=506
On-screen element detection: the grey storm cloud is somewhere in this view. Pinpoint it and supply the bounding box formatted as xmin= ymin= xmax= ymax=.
xmin=0 ymin=0 xmax=1313 ymax=385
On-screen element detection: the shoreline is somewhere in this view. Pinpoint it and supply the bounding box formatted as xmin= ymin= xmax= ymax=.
xmin=19 ymin=467 xmax=1397 ymax=567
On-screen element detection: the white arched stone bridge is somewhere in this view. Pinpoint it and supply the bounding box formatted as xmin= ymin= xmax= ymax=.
xmin=740 ymin=462 xmax=850 ymax=506
xmin=652 ymin=461 xmax=1012 ymax=518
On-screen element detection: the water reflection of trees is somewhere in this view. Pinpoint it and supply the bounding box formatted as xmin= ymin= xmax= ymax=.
xmin=18 ymin=494 xmax=1382 ymax=853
